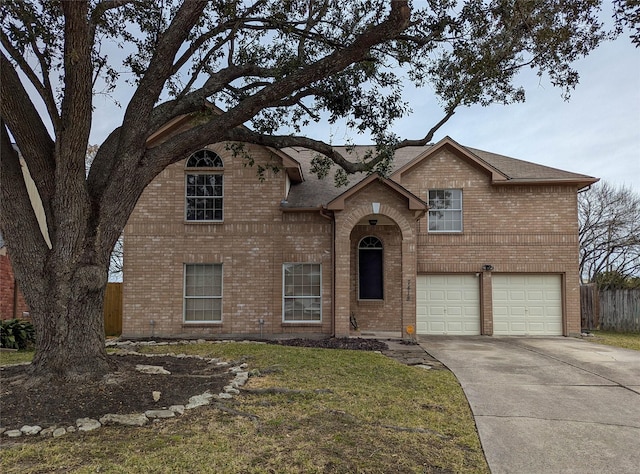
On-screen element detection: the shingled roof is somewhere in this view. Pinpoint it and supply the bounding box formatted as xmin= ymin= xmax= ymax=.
xmin=281 ymin=137 xmax=598 ymax=209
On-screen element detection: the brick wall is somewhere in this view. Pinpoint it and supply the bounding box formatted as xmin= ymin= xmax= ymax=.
xmin=123 ymin=143 xmax=333 ymax=338
xmin=328 ymin=178 xmax=419 ymax=336
xmin=0 ymin=252 xmax=30 ymax=320
xmin=398 ymin=147 xmax=582 ymax=335
xmin=124 ymin=142 xmax=584 ymax=338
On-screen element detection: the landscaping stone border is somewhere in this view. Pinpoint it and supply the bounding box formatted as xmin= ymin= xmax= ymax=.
xmin=1 ymin=339 xmax=255 ymax=439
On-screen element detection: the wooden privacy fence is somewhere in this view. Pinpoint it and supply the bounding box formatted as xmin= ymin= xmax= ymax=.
xmin=104 ymin=282 xmax=123 ymax=336
xmin=581 ymin=284 xmax=599 ymax=330
xmin=581 ymin=285 xmax=640 ymax=332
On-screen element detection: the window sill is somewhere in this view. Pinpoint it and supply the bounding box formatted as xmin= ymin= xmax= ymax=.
xmin=281 ymin=322 xmax=323 ymax=326
xmin=184 ymin=220 xmax=224 ymax=225
xmin=182 ymin=322 xmax=223 ymax=327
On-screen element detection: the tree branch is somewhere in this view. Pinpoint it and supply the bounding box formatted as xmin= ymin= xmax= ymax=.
xmin=0 ymin=52 xmax=56 ymax=226
xmin=395 ymin=107 xmax=457 ymax=148
xmin=118 ymin=1 xmax=208 ymax=152
xmin=0 ymin=32 xmax=60 ymax=131
xmin=0 ymin=122 xmax=49 ymax=304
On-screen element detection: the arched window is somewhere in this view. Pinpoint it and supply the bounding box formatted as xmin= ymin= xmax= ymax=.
xmin=358 ymin=236 xmax=383 ymax=300
xmin=185 ymin=150 xmax=224 ymax=221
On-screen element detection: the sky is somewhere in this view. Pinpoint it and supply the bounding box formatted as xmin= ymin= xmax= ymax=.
xmin=300 ymin=35 xmax=640 ymax=192
xmin=88 ymin=10 xmax=640 ymax=194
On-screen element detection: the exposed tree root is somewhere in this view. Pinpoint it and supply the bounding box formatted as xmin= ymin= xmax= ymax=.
xmin=240 ymin=387 xmax=333 ymax=395
xmin=212 ymin=402 xmax=260 ymax=422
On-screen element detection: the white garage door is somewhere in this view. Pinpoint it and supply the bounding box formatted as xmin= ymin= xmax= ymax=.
xmin=492 ymin=274 xmax=563 ymax=336
xmin=417 ymin=275 xmax=480 ymax=335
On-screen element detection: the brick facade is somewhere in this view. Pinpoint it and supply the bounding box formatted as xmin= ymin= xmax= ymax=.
xmin=395 ymin=146 xmax=583 ymax=336
xmin=123 ymin=137 xmax=591 ymax=339
xmin=123 ymin=143 xmax=333 ymax=338
xmin=0 ymin=251 xmax=30 ymax=320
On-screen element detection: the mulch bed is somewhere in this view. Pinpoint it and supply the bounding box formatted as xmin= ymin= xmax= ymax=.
xmin=0 ymin=338 xmax=388 ymax=432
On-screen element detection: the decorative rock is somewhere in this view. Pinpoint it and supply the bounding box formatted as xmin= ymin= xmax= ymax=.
xmin=415 ymin=364 xmax=432 ymax=370
xmin=152 ymin=391 xmax=161 ymax=402
xmin=66 ymin=426 xmax=76 ymax=433
xmin=232 ymin=372 xmax=249 ymax=387
xmin=52 ymin=427 xmax=67 ymax=438
xmin=5 ymin=429 xmax=22 ymax=438
xmin=216 ymin=392 xmax=233 ymax=399
xmin=169 ymin=405 xmax=185 ymax=415
xmin=224 ymin=385 xmax=240 ymax=395
xmin=135 ymin=364 xmax=171 ymax=375
xmin=40 ymin=426 xmax=57 ymax=437
xmin=144 ymin=410 xmax=175 ymax=419
xmin=100 ymin=413 xmax=148 ymax=426
xmin=186 ymin=392 xmax=215 ymax=409
xmin=20 ymin=425 xmax=42 ymax=436
xmin=76 ymin=418 xmax=101 ymax=432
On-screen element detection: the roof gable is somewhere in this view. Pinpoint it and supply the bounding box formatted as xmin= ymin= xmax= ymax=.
xmin=326 ymin=173 xmax=426 ymax=211
xmin=391 ymin=136 xmax=509 ymax=183
xmin=145 ymin=111 xmax=304 ymax=183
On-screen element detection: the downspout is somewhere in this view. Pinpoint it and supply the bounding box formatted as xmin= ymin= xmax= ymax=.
xmin=13 ymin=277 xmax=18 ymax=319
xmin=318 ymin=206 xmax=335 ymax=337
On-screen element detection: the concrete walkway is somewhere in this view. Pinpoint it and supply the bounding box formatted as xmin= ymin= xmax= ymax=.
xmin=419 ymin=336 xmax=640 ymax=474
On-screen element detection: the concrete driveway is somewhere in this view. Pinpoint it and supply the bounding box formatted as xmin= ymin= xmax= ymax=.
xmin=419 ymin=336 xmax=640 ymax=474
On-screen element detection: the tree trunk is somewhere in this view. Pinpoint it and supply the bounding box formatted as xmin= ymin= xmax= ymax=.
xmin=28 ymin=265 xmax=111 ymax=382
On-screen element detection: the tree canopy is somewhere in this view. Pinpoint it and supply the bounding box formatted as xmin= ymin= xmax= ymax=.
xmin=0 ymin=0 xmax=619 ymax=380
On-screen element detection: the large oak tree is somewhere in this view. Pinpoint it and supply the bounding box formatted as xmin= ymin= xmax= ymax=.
xmin=0 ymin=0 xmax=610 ymax=381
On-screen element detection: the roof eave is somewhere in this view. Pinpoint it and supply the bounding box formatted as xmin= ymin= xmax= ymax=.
xmin=493 ymin=177 xmax=600 ymax=189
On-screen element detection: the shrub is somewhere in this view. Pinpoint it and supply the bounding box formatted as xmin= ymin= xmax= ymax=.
xmin=0 ymin=319 xmax=36 ymax=350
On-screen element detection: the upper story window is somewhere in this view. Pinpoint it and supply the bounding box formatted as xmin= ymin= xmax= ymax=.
xmin=185 ymin=150 xmax=224 ymax=222
xmin=358 ymin=236 xmax=383 ymax=300
xmin=428 ymin=189 xmax=462 ymax=232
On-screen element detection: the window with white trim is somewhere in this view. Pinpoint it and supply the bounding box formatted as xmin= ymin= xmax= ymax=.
xmin=283 ymin=263 xmax=321 ymax=322
xmin=184 ymin=264 xmax=222 ymax=322
xmin=185 ymin=150 xmax=224 ymax=221
xmin=428 ymin=189 xmax=463 ymax=232
xmin=358 ymin=236 xmax=383 ymax=299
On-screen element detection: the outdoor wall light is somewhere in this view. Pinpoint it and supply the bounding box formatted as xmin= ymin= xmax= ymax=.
xmin=482 ymin=264 xmax=494 ymax=272
xmin=369 ymin=219 xmax=378 ymax=226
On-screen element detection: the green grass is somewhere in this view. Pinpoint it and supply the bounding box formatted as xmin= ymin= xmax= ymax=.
xmin=586 ymin=331 xmax=640 ymax=351
xmin=0 ymin=342 xmax=488 ymax=473
xmin=0 ymin=349 xmax=33 ymax=365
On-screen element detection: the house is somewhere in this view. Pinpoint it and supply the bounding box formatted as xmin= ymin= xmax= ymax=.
xmin=122 ymin=126 xmax=597 ymax=339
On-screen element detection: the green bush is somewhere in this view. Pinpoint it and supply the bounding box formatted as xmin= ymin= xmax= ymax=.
xmin=0 ymin=319 xmax=36 ymax=350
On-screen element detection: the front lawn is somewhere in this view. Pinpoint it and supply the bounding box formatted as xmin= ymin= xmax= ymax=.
xmin=0 ymin=349 xmax=33 ymax=366
xmin=585 ymin=331 xmax=640 ymax=351
xmin=0 ymin=342 xmax=488 ymax=473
